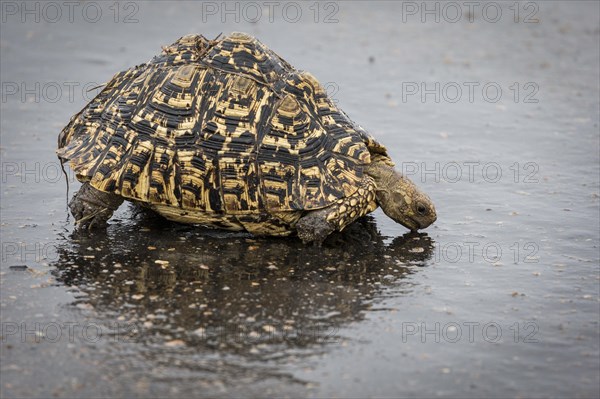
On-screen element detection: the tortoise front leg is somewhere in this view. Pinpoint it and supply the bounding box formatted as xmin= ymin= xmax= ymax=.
xmin=69 ymin=182 xmax=124 ymax=229
xmin=296 ymin=176 xmax=378 ymax=245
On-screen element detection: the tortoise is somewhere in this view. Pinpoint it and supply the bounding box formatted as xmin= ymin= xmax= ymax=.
xmin=57 ymin=32 xmax=437 ymax=244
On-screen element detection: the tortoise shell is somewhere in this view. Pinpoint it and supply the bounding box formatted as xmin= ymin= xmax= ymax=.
xmin=57 ymin=33 xmax=390 ymax=216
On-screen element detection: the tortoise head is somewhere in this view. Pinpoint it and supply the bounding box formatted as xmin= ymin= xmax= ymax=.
xmin=365 ymin=161 xmax=437 ymax=232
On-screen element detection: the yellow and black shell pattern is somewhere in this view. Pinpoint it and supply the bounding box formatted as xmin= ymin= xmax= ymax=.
xmin=57 ymin=33 xmax=390 ymax=217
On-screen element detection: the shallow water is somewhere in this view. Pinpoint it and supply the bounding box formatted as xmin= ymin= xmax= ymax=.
xmin=1 ymin=1 xmax=599 ymax=398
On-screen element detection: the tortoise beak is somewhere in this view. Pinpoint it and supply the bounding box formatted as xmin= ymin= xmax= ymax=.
xmin=399 ymin=218 xmax=420 ymax=232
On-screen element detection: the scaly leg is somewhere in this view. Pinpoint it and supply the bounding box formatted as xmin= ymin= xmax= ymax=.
xmin=69 ymin=183 xmax=124 ymax=229
xmin=296 ymin=176 xmax=378 ymax=245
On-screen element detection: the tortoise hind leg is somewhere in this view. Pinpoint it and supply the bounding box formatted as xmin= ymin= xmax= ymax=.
xmin=296 ymin=176 xmax=378 ymax=245
xmin=69 ymin=183 xmax=124 ymax=229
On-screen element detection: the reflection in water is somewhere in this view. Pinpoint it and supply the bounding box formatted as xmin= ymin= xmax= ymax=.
xmin=51 ymin=212 xmax=434 ymax=392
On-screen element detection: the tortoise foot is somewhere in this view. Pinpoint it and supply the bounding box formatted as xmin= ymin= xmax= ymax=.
xmin=69 ymin=183 xmax=123 ymax=229
xmin=296 ymin=209 xmax=335 ymax=246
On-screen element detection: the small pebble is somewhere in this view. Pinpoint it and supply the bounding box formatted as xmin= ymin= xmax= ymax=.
xmin=263 ymin=325 xmax=276 ymax=333
xmin=164 ymin=339 xmax=185 ymax=347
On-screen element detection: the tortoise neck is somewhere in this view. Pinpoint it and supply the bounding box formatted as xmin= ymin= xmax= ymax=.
xmin=364 ymin=157 xmax=397 ymax=191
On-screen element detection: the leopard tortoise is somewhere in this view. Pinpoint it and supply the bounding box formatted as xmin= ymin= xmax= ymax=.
xmin=57 ymin=32 xmax=436 ymax=244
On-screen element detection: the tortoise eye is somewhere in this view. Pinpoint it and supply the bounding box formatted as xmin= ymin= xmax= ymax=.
xmin=416 ymin=203 xmax=427 ymax=216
